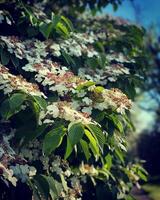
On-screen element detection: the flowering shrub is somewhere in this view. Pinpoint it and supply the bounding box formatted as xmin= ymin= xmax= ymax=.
xmin=0 ymin=1 xmax=147 ymax=200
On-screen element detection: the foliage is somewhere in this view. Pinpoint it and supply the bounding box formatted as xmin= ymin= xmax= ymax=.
xmin=137 ymin=111 xmax=160 ymax=177
xmin=0 ymin=0 xmax=148 ymax=199
xmin=143 ymin=184 xmax=160 ymax=200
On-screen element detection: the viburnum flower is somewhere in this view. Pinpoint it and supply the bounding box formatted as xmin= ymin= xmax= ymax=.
xmin=93 ymin=88 xmax=132 ymax=114
xmin=79 ymin=162 xmax=98 ymax=176
xmin=39 ymin=101 xmax=93 ymax=125
xmin=0 ymin=65 xmax=45 ymax=97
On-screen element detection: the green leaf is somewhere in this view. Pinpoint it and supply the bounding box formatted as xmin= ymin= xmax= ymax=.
xmin=30 ymin=101 xmax=40 ymax=121
xmin=0 ymin=99 xmax=12 ymax=119
xmin=60 ymin=174 xmax=68 ymax=192
xmin=80 ymin=139 xmax=91 ymax=161
xmin=115 ymin=148 xmax=124 ymax=164
xmin=56 ymin=22 xmax=70 ymax=37
xmin=33 ymin=175 xmax=50 ymax=200
xmin=52 ymin=14 xmax=61 ymax=27
xmin=1 ymin=49 xmax=10 ymax=65
xmin=106 ymin=114 xmax=124 ymax=133
xmin=32 ymin=96 xmax=47 ymax=110
xmin=64 ymin=137 xmax=73 ymax=159
xmin=10 ymin=54 xmax=19 ymax=68
xmin=76 ymin=81 xmax=95 ymax=91
xmin=104 ymin=153 xmax=112 ymax=170
xmin=61 ymin=50 xmax=76 ymax=66
xmin=137 ymin=170 xmax=147 ymax=182
xmin=68 ymin=122 xmax=84 ymax=146
xmin=9 ymin=93 xmax=26 ymax=113
xmin=86 ymin=124 xmax=105 ymax=151
xmin=86 ymin=57 xmax=99 ymax=69
xmin=84 ymin=129 xmax=100 ymax=157
xmin=39 ymin=22 xmax=54 ymax=39
xmin=0 ymin=93 xmax=26 ymax=120
xmin=43 ymin=126 xmax=65 ymax=155
xmin=22 ymin=124 xmax=47 ymax=145
xmin=64 ymin=122 xmax=84 ymax=159
xmin=61 ymin=16 xmax=74 ymax=32
xmin=47 ymin=176 xmax=62 ymax=199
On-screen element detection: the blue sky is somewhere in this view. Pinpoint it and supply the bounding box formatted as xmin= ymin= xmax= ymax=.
xmin=104 ymin=0 xmax=160 ymax=31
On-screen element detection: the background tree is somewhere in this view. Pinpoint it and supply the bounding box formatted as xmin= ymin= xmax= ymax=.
xmin=0 ymin=0 xmax=148 ymax=199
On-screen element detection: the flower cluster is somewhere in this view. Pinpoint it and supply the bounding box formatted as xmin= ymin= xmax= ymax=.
xmin=0 ymin=128 xmax=36 ymax=186
xmin=39 ymin=101 xmax=92 ymax=125
xmin=50 ymin=32 xmax=99 ymax=58
xmin=0 ymin=36 xmax=47 ymax=61
xmin=93 ymin=88 xmax=132 ymax=114
xmin=23 ymin=61 xmax=85 ymax=96
xmin=78 ymin=63 xmax=130 ymax=84
xmin=0 ymin=64 xmax=44 ymax=97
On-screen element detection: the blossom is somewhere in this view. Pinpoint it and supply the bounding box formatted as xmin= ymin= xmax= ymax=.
xmin=10 ymin=164 xmax=37 ymax=183
xmin=0 ymin=163 xmax=17 ymax=186
xmin=79 ymin=162 xmax=98 ymax=176
xmin=39 ymin=101 xmax=92 ymax=125
xmin=0 ymin=65 xmax=45 ymax=97
xmin=93 ymin=88 xmax=132 ymax=114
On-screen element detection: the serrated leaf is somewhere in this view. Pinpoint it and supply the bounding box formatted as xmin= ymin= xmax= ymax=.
xmin=56 ymin=22 xmax=69 ymax=37
xmin=65 ymin=122 xmax=84 ymax=159
xmin=64 ymin=137 xmax=73 ymax=159
xmin=61 ymin=16 xmax=73 ymax=32
xmin=1 ymin=49 xmax=10 ymax=65
xmin=33 ymin=175 xmax=50 ymax=200
xmin=9 ymin=93 xmax=26 ymax=112
xmin=86 ymin=124 xmax=105 ymax=151
xmin=106 ymin=114 xmax=124 ymax=133
xmin=80 ymin=139 xmax=91 ymax=161
xmin=39 ymin=22 xmax=54 ymax=39
xmin=68 ymin=122 xmax=84 ymax=146
xmin=10 ymin=54 xmax=19 ymax=67
xmin=0 ymin=99 xmax=12 ymax=119
xmin=32 ymin=96 xmax=47 ymax=110
xmin=84 ymin=129 xmax=99 ymax=157
xmin=43 ymin=126 xmax=65 ymax=155
xmin=47 ymin=176 xmax=62 ymax=199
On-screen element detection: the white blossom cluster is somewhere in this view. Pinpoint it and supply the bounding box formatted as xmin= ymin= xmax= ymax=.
xmin=10 ymin=164 xmax=37 ymax=183
xmin=19 ymin=140 xmax=83 ymax=200
xmin=0 ymin=36 xmax=47 ymax=61
xmin=50 ymin=32 xmax=99 ymax=58
xmin=20 ymin=139 xmax=41 ymax=162
xmin=22 ymin=56 xmax=132 ymax=116
xmin=79 ymin=162 xmax=98 ymax=176
xmin=0 ymin=33 xmax=134 ymax=88
xmin=23 ymin=61 xmax=84 ymax=96
xmin=39 ymin=101 xmax=92 ymax=125
xmin=106 ymin=52 xmax=135 ymax=64
xmin=0 ymin=129 xmax=36 ymax=186
xmin=0 ymin=64 xmax=45 ymax=97
xmin=78 ymin=63 xmax=130 ymax=84
xmin=93 ymin=88 xmax=132 ymax=114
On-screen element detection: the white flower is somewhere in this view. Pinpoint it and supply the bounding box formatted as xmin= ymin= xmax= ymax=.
xmin=82 ymin=107 xmax=92 ymax=115
xmin=29 ymin=166 xmax=37 ymax=177
xmin=82 ymin=97 xmax=92 ymax=105
xmin=43 ymin=119 xmax=54 ymax=124
xmin=47 ymin=104 xmax=59 ymax=118
xmin=50 ymin=44 xmax=61 ymax=57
